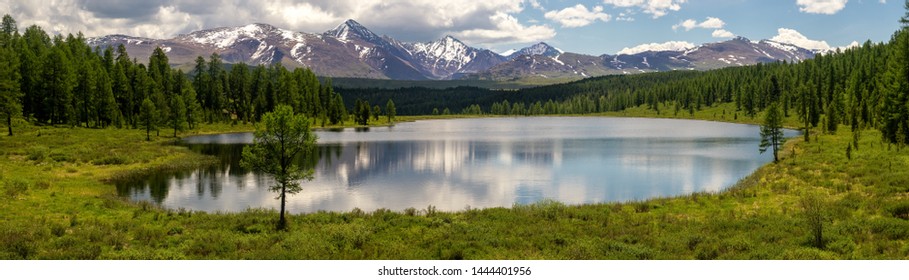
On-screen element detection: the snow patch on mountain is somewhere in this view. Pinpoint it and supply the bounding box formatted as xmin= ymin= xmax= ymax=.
xmin=500 ymin=49 xmax=518 ymax=57
xmin=618 ymin=41 xmax=695 ymax=55
xmin=326 ymin=19 xmax=382 ymax=44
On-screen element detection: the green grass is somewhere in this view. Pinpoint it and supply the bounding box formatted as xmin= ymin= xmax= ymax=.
xmin=1 ymin=107 xmax=908 ymax=259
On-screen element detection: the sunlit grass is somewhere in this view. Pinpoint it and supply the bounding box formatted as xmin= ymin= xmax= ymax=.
xmin=1 ymin=108 xmax=907 ymax=259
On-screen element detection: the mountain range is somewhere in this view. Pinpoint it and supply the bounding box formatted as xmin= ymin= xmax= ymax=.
xmin=87 ymin=19 xmax=817 ymax=82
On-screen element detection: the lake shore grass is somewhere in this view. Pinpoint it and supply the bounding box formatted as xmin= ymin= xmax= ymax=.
xmin=1 ymin=107 xmax=908 ymax=259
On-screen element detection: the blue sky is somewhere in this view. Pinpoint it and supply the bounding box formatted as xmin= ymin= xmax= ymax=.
xmin=522 ymin=0 xmax=903 ymax=54
xmin=2 ymin=0 xmax=904 ymax=55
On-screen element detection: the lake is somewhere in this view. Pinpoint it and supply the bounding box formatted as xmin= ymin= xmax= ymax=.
xmin=116 ymin=117 xmax=797 ymax=213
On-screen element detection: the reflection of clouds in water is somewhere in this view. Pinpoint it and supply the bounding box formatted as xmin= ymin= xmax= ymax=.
xmin=122 ymin=117 xmax=788 ymax=213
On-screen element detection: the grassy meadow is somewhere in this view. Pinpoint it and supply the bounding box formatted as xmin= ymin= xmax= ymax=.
xmin=1 ymin=108 xmax=908 ymax=259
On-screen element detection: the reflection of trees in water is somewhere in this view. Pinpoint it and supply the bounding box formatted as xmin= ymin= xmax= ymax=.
xmin=118 ymin=142 xmax=343 ymax=203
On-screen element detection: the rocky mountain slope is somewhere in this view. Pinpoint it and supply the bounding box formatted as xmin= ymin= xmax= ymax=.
xmin=88 ymin=20 xmax=817 ymax=81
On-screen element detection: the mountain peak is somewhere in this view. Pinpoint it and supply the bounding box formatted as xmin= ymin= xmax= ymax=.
xmin=326 ymin=19 xmax=381 ymax=43
xmin=507 ymin=42 xmax=563 ymax=59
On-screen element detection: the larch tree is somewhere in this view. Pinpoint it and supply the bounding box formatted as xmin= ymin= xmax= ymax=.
xmin=0 ymin=41 xmax=21 ymax=136
xmin=139 ymin=97 xmax=156 ymax=141
xmin=241 ymin=105 xmax=317 ymax=230
xmin=760 ymin=102 xmax=786 ymax=163
xmin=386 ymin=99 xmax=396 ymax=123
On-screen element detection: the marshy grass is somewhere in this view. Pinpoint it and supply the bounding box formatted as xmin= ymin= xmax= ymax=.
xmin=1 ymin=114 xmax=908 ymax=259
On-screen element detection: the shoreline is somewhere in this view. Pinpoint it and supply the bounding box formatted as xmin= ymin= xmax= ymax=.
xmin=2 ymin=109 xmax=906 ymax=259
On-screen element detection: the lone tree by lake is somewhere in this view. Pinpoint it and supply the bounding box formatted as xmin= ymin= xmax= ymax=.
xmin=760 ymin=102 xmax=785 ymax=163
xmin=241 ymin=105 xmax=317 ymax=229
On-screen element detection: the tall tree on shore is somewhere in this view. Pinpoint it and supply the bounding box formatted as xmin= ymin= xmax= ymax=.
xmin=241 ymin=105 xmax=317 ymax=230
xmin=0 ymin=41 xmax=21 ymax=135
xmin=386 ymin=99 xmax=396 ymax=123
xmin=139 ymin=97 xmax=156 ymax=141
xmin=760 ymin=102 xmax=786 ymax=163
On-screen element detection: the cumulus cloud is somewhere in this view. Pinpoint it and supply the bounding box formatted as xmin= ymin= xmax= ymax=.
xmin=1 ymin=0 xmax=553 ymax=47
xmin=529 ymin=0 xmax=545 ymax=11
xmin=455 ymin=12 xmax=556 ymax=44
xmin=544 ymin=4 xmax=611 ymax=28
xmin=672 ymin=17 xmax=725 ymax=31
xmin=711 ymin=29 xmax=734 ymax=38
xmin=771 ymin=28 xmax=831 ymax=50
xmin=796 ymin=0 xmax=848 ymax=15
xmin=617 ymin=41 xmax=695 ymax=55
xmin=602 ymin=0 xmax=687 ymax=18
xmin=835 ymin=40 xmax=860 ymax=50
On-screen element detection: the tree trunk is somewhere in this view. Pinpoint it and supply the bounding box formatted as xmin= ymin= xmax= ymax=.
xmin=7 ymin=115 xmax=12 ymax=136
xmin=279 ymin=183 xmax=287 ymax=230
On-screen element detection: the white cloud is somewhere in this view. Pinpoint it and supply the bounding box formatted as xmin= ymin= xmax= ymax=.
xmin=2 ymin=0 xmax=552 ymax=47
xmin=616 ymin=11 xmax=635 ymax=21
xmin=673 ymin=19 xmax=697 ymax=31
xmin=529 ymin=0 xmax=545 ymax=11
xmin=544 ymin=4 xmax=611 ymax=28
xmin=454 ymin=12 xmax=556 ymax=44
xmin=698 ymin=17 xmax=725 ymax=29
xmin=711 ymin=29 xmax=734 ymax=38
xmin=617 ymin=41 xmax=695 ymax=55
xmin=834 ymin=40 xmax=860 ymax=51
xmin=673 ymin=17 xmax=725 ymax=31
xmin=770 ymin=28 xmax=831 ymax=50
xmin=602 ymin=0 xmax=687 ymax=18
xmin=796 ymin=0 xmax=848 ymax=15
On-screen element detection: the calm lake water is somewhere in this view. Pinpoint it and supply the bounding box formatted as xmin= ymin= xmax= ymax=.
xmin=116 ymin=117 xmax=797 ymax=213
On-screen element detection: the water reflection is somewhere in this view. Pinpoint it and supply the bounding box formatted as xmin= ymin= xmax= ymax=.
xmin=117 ymin=117 xmax=797 ymax=213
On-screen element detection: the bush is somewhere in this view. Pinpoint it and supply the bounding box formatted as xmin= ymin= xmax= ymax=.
xmin=869 ymin=217 xmax=909 ymax=239
xmin=886 ymin=201 xmax=909 ymax=220
xmin=93 ymin=156 xmax=127 ymax=165
xmin=781 ymin=247 xmax=837 ymax=260
xmin=26 ymin=145 xmax=49 ymax=162
xmin=4 ymin=178 xmax=30 ymax=198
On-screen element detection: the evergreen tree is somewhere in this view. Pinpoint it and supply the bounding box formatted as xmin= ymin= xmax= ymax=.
xmin=42 ymin=47 xmax=76 ymax=125
xmin=93 ymin=63 xmax=118 ymax=127
xmin=170 ymin=94 xmax=186 ymax=137
xmin=880 ymin=29 xmax=909 ymax=144
xmin=386 ymin=99 xmax=396 ymax=123
xmin=373 ymin=105 xmax=381 ymax=121
xmin=241 ymin=105 xmax=316 ymax=230
xmin=182 ymin=79 xmax=202 ymax=130
xmin=139 ymin=97 xmax=156 ymax=141
xmin=0 ymin=42 xmax=21 ymax=135
xmin=760 ymin=102 xmax=786 ymax=163
xmin=229 ymin=62 xmax=251 ymax=123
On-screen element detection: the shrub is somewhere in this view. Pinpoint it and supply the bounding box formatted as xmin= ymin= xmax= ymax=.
xmin=93 ymin=156 xmax=127 ymax=165
xmin=3 ymin=178 xmax=29 ymax=198
xmin=886 ymin=201 xmax=909 ymax=220
xmin=26 ymin=145 xmax=49 ymax=162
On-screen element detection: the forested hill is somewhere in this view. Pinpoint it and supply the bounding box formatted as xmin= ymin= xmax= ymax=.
xmin=2 ymin=10 xmax=909 ymax=146
xmin=0 ymin=14 xmax=349 ymax=138
xmin=341 ymin=22 xmax=908 ymax=144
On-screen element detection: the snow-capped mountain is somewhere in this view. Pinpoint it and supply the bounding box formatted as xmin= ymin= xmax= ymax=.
xmin=88 ymin=19 xmax=819 ymax=82
xmin=403 ymin=36 xmax=507 ymax=79
xmin=505 ymin=42 xmax=563 ymax=60
xmin=469 ymin=36 xmax=817 ymax=81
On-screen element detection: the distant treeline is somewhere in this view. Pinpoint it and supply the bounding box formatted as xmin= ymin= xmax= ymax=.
xmin=341 ymin=18 xmax=909 ymax=144
xmin=0 ymin=14 xmax=348 ymax=137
